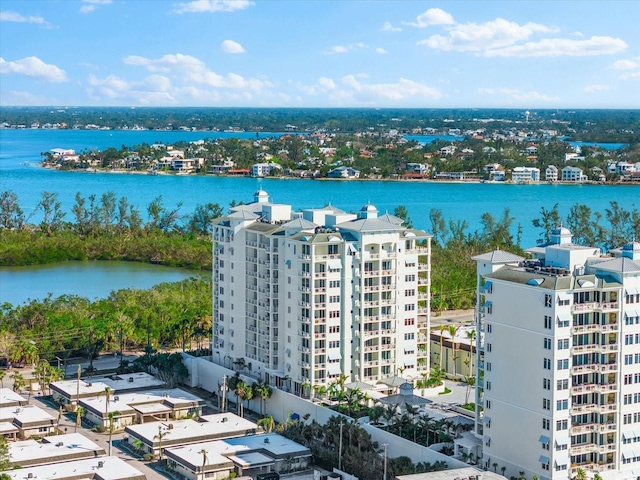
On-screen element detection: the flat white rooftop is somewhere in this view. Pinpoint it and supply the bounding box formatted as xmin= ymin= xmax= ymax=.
xmin=164 ymin=433 xmax=311 ymax=469
xmin=80 ymin=387 xmax=204 ymax=416
xmin=0 ymin=455 xmax=145 ymax=480
xmin=0 ymin=387 xmax=27 ymax=407
xmin=10 ymin=405 xmax=55 ymax=426
xmin=51 ymin=371 xmax=164 ymax=399
xmin=126 ymin=412 xmax=257 ymax=447
xmin=398 ymin=468 xmax=507 ymax=480
xmin=8 ymin=433 xmax=105 ymax=467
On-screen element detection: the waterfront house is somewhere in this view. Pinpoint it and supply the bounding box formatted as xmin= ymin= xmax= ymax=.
xmin=327 ymin=166 xmax=360 ymax=178
xmin=511 ymin=166 xmax=540 ymax=183
xmin=545 ymin=165 xmax=558 ymax=182
xmin=561 ymin=165 xmax=587 ymax=182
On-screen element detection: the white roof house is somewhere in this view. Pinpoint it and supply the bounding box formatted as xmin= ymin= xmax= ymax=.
xmin=2 ymin=405 xmax=56 ymax=439
xmin=7 ymin=433 xmax=105 ymax=467
xmin=511 ymin=166 xmax=540 ymax=183
xmin=1 ymin=456 xmax=145 ymax=480
xmin=125 ymin=412 xmax=258 ymax=455
xmin=164 ymin=433 xmax=312 ymax=480
xmin=50 ymin=372 xmax=165 ymax=404
xmin=561 ymin=165 xmax=587 ymax=182
xmin=80 ymin=387 xmax=205 ymax=429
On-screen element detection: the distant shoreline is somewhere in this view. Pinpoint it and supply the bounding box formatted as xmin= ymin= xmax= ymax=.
xmin=39 ymin=165 xmax=640 ymax=186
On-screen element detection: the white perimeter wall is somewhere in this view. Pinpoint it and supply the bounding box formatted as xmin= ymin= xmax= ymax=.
xmin=183 ymin=354 xmax=467 ymax=470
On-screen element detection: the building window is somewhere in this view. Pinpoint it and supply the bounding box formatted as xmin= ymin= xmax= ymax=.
xmin=557 ymin=379 xmax=568 ymax=390
xmin=404 ymin=318 xmax=415 ymax=326
xmin=404 ymin=333 xmax=415 ymax=340
xmin=404 ymin=304 xmax=415 ymax=311
xmin=486 ymin=400 xmax=491 ymax=409
xmin=487 ymin=324 xmax=492 ymax=333
xmin=556 ymin=419 xmax=568 ymax=430
xmin=543 ymin=378 xmax=551 ymax=390
xmin=542 ymin=418 xmax=550 ymax=430
xmin=486 ymin=343 xmax=492 ymax=352
xmin=557 ymin=359 xmax=569 ymax=370
xmin=544 ymin=294 xmax=552 ymax=307
xmin=405 ymin=274 xmax=415 ymax=282
xmin=544 ymin=315 xmax=552 ymax=329
xmin=556 ymin=399 xmax=568 ymax=410
xmin=486 ymin=381 xmax=491 ymax=391
xmin=543 ymin=358 xmax=551 ymax=369
xmin=557 ymin=339 xmax=569 ymax=350
xmin=544 ymin=338 xmax=552 ymax=349
xmin=405 ymin=289 xmax=415 ymax=297
xmin=486 ymin=362 xmax=492 ymax=372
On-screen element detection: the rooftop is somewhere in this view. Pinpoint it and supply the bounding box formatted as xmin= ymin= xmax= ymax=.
xmin=125 ymin=412 xmax=258 ymax=446
xmin=8 ymin=433 xmax=105 ymax=467
xmin=1 ymin=455 xmax=145 ymax=480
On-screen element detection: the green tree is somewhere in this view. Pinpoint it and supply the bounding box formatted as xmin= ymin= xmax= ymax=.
xmin=107 ymin=410 xmax=121 ymax=456
xmin=531 ymin=203 xmax=560 ymax=244
xmin=75 ymin=406 xmax=85 ymax=433
xmin=393 ymin=205 xmax=413 ymax=229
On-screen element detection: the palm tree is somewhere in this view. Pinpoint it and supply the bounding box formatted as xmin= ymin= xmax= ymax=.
xmin=501 ymin=466 xmax=506 ymax=476
xmin=466 ymin=329 xmax=476 ymax=375
xmin=107 ymin=410 xmax=121 ymax=456
xmin=132 ymin=438 xmax=144 ymax=453
xmin=154 ymin=425 xmax=167 ymax=460
xmin=448 ymin=324 xmax=460 ymax=378
xmin=252 ymin=381 xmax=273 ymax=416
xmin=75 ymin=406 xmax=85 ymax=433
xmin=199 ymin=449 xmax=208 ymax=479
xmin=11 ymin=371 xmax=25 ymax=392
xmin=257 ymin=415 xmax=275 ymax=433
xmin=573 ymin=469 xmax=587 ymax=480
xmin=99 ymin=386 xmax=112 ymax=417
xmin=235 ymin=381 xmax=249 ymax=417
xmin=56 ymin=405 xmax=63 ymax=434
xmin=438 ymin=324 xmax=447 ymax=369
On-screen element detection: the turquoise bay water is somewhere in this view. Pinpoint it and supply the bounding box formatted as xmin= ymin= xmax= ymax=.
xmin=0 ymin=261 xmax=197 ymax=306
xmin=0 ymin=129 xmax=638 ymax=251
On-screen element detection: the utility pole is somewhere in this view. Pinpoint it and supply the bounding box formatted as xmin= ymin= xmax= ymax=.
xmin=221 ymin=375 xmax=227 ymax=412
xmin=383 ymin=444 xmax=388 ymax=480
xmin=338 ymin=421 xmax=343 ymax=471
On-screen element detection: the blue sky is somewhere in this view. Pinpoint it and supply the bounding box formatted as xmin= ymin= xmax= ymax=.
xmin=1 ymin=0 xmax=639 ymax=108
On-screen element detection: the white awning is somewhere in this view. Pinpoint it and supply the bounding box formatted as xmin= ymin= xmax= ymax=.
xmin=557 ymin=311 xmax=572 ymax=323
xmin=328 ymin=260 xmax=342 ymax=270
xmin=622 ymin=446 xmax=639 ymax=459
xmin=626 ymin=287 xmax=640 ymax=295
xmin=328 ymin=351 xmax=342 ymax=361
xmin=348 ymin=244 xmax=358 ymax=254
xmin=327 ymin=363 xmax=342 ymax=375
xmin=623 ymin=430 xmax=638 ymax=440
xmin=625 ymin=309 xmax=640 ymax=318
xmin=558 ymin=291 xmax=572 ymax=301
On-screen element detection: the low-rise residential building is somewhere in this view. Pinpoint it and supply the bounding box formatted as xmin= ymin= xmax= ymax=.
xmin=327 ymin=166 xmax=360 ymax=178
xmin=252 ymin=162 xmax=282 ymax=177
xmin=511 ymin=166 xmax=540 ymax=183
xmin=1 ymin=405 xmax=56 ymax=439
xmin=125 ymin=413 xmax=258 ymax=456
xmin=80 ymin=388 xmax=205 ymax=429
xmin=1 ymin=456 xmax=145 ymax=480
xmin=6 ymin=433 xmax=105 ymax=467
xmin=561 ymin=165 xmax=587 ymax=182
xmin=545 ymin=165 xmax=558 ymax=182
xmin=50 ymin=372 xmax=165 ymax=405
xmin=165 ymin=433 xmax=312 ymax=480
xmin=429 ymin=324 xmax=478 ymax=379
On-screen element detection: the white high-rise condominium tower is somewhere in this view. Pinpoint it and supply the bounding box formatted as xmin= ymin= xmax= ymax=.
xmin=473 ymin=227 xmax=640 ymax=478
xmin=212 ymin=190 xmax=431 ymax=394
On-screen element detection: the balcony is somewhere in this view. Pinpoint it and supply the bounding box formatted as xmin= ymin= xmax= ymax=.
xmin=571 ymin=383 xmax=596 ymax=394
xmin=571 ymin=404 xmax=596 ymax=415
xmin=572 ymin=302 xmax=619 ymax=314
xmin=572 ymin=344 xmax=597 ymax=354
xmin=571 ymin=324 xmax=599 ymax=334
xmin=570 ymin=424 xmax=595 ymax=435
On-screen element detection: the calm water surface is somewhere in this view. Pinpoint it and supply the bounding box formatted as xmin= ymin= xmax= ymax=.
xmin=1 ymin=129 xmax=638 ymax=247
xmin=0 ymin=261 xmax=199 ymax=306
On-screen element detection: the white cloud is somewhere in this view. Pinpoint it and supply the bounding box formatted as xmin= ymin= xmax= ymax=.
xmin=381 ymin=21 xmax=401 ymax=32
xmin=221 ymin=40 xmax=245 ymax=54
xmin=0 ymin=56 xmax=67 ymax=82
xmin=297 ymin=75 xmax=442 ymax=105
xmin=584 ymin=84 xmax=611 ymax=93
xmin=122 ymin=53 xmax=268 ymax=92
xmin=323 ymin=43 xmax=367 ymax=55
xmin=408 ymin=8 xmax=455 ymax=27
xmin=80 ymin=0 xmax=112 ymax=14
xmin=478 ymin=87 xmax=559 ymax=102
xmin=620 ymin=71 xmax=640 ymax=80
xmin=613 ymin=59 xmax=639 ymax=70
xmin=375 ymin=48 xmax=387 ymax=55
xmin=0 ymin=11 xmax=50 ymax=26
xmin=419 ymin=18 xmax=553 ymax=52
xmin=173 ymin=0 xmax=253 ymax=14
xmin=324 ymin=45 xmax=351 ymax=55
xmin=87 ymin=73 xmax=176 ymax=104
xmin=484 ymin=36 xmax=627 ymax=57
